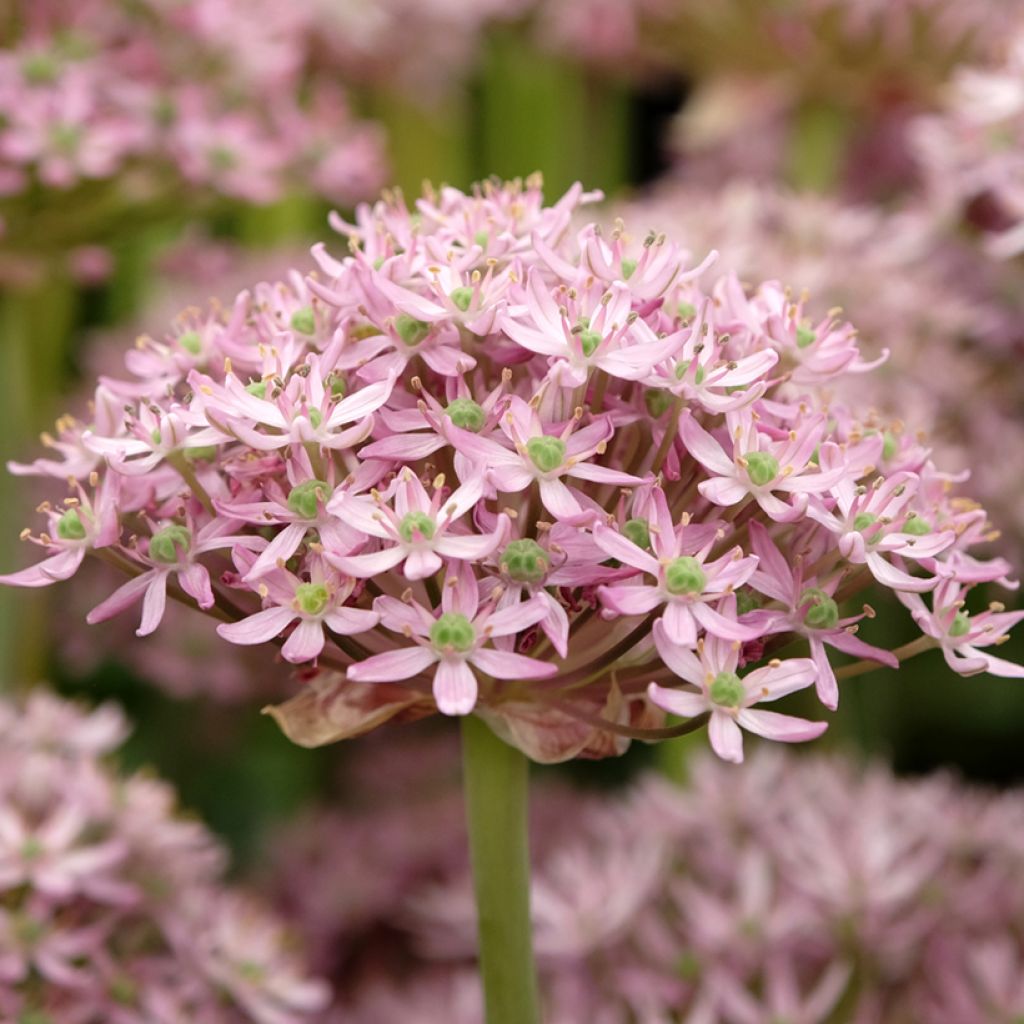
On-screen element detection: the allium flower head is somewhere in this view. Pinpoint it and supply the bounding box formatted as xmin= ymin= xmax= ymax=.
xmin=3 ymin=176 xmax=1021 ymax=765
xmin=0 ymin=691 xmax=327 ymax=1023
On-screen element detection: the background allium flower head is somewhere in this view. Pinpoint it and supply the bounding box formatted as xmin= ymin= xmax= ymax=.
xmin=3 ymin=176 xmax=1021 ymax=766
xmin=263 ymin=745 xmax=1024 ymax=1023
xmin=0 ymin=0 xmax=386 ymax=278
xmin=0 ymin=690 xmax=327 ymax=1023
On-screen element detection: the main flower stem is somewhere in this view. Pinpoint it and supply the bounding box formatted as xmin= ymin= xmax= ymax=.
xmin=461 ymin=714 xmax=541 ymax=1024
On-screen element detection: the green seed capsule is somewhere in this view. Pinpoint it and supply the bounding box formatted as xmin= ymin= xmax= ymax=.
xmin=57 ymin=509 xmax=86 ymax=541
xmin=745 ymin=452 xmax=779 ymax=487
xmin=450 ymin=287 xmax=474 ymax=312
xmin=287 ymin=480 xmax=330 ymax=520
xmin=445 ymin=398 xmax=486 ymax=432
xmin=430 ymin=612 xmax=475 ymax=652
xmin=622 ymin=518 xmax=651 ymax=551
xmin=501 ymin=539 xmax=550 ymax=583
xmin=149 ymin=525 xmax=192 ymax=565
xmin=664 ymin=556 xmax=706 ymax=596
xmin=800 ymin=588 xmax=839 ymax=630
xmin=295 ymin=582 xmax=329 ymax=616
xmin=526 ymin=436 xmax=566 ymax=474
xmin=395 ymin=314 xmax=430 ymax=347
xmin=398 ymin=511 xmax=436 ymax=543
xmin=290 ymin=307 xmax=316 ymax=336
xmin=709 ymin=671 xmax=744 ymax=708
xmin=177 ymin=330 xmax=202 ymax=355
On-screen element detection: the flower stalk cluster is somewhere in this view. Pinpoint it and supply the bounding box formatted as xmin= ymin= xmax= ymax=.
xmin=3 ymin=176 xmax=1021 ymax=765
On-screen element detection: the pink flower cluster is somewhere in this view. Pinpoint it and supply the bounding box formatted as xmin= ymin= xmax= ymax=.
xmin=270 ymin=746 xmax=1024 ymax=1023
xmin=615 ymin=180 xmax=1024 ymax=557
xmin=915 ymin=31 xmax=1024 ymax=258
xmin=0 ymin=691 xmax=327 ymax=1023
xmin=3 ymin=177 xmax=1021 ymax=765
xmin=0 ymin=0 xmax=385 ymax=206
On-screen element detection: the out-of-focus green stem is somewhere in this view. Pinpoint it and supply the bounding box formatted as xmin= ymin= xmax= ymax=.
xmin=785 ymin=100 xmax=852 ymax=193
xmin=461 ymin=714 xmax=540 ymax=1024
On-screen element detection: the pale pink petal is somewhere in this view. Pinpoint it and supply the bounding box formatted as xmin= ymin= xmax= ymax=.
xmin=323 ymin=607 xmax=380 ymax=635
xmin=433 ymin=659 xmax=478 ymax=715
xmin=482 ymin=595 xmax=549 ymax=637
xmin=347 ymin=645 xmax=437 ymax=682
xmin=699 ymin=476 xmax=750 ymax=507
xmin=328 ymin=546 xmax=405 ymax=578
xmin=592 ymin=524 xmax=660 ymax=575
xmin=403 ymin=548 xmax=443 ymax=580
xmin=736 ymin=709 xmax=828 ymax=744
xmin=598 ymin=583 xmax=662 ymax=617
xmin=653 ymin=623 xmax=705 ymax=684
xmin=0 ymin=547 xmax=85 ymax=587
xmin=86 ymin=571 xmax=158 ymax=625
xmin=470 ymin=648 xmax=558 ymax=679
xmin=708 ymin=712 xmax=744 ymax=762
xmin=662 ymin=601 xmax=698 ymax=646
xmin=539 ymin=477 xmax=582 ymax=519
xmin=647 ymin=682 xmax=708 ymax=718
xmin=217 ymin=606 xmax=297 ymax=645
xmin=691 ymin=601 xmax=761 ymax=641
xmin=744 ymin=658 xmax=817 ymax=701
xmin=282 ymin=619 xmax=326 ymax=663
xmin=678 ymin=412 xmax=735 ymax=475
xmin=137 ymin=572 xmax=169 ymax=637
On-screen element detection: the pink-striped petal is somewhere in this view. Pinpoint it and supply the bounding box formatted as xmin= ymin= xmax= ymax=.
xmin=217 ymin=605 xmax=297 ymax=645
xmin=282 ymin=619 xmax=326 ymax=663
xmin=736 ymin=709 xmax=828 ymax=744
xmin=470 ymin=648 xmax=558 ymax=680
xmin=708 ymin=712 xmax=744 ymax=763
xmin=647 ymin=682 xmax=708 ymax=718
xmin=347 ymin=645 xmax=437 ymax=682
xmin=433 ymin=659 xmax=478 ymax=715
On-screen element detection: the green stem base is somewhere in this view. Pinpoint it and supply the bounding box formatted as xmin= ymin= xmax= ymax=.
xmin=461 ymin=714 xmax=541 ymax=1024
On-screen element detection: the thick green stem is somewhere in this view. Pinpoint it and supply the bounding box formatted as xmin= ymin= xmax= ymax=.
xmin=461 ymin=714 xmax=541 ymax=1024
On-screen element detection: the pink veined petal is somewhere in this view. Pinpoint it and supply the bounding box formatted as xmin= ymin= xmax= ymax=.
xmin=661 ymin=601 xmax=699 ymax=647
xmin=598 ymin=583 xmax=663 ymax=617
xmin=756 ymin=491 xmax=805 ymax=523
xmin=699 ymin=476 xmax=749 ymax=507
xmin=743 ymin=658 xmax=817 ymax=701
xmin=433 ymin=659 xmax=478 ymax=715
xmin=747 ymin=521 xmax=795 ymax=602
xmin=678 ymin=412 xmax=736 ymax=476
xmin=971 ymin=647 xmax=1024 ymax=679
xmin=708 ymin=712 xmax=745 ymax=763
xmin=809 ymin=638 xmax=839 ymax=711
xmin=469 ymin=648 xmax=558 ymax=680
xmin=653 ymin=621 xmax=705 ymax=684
xmin=0 ymin=547 xmax=85 ymax=587
xmin=434 ymin=531 xmax=503 ymax=560
xmin=348 ymin=645 xmax=438 ymax=683
xmin=323 ymin=606 xmax=380 ymax=635
xmin=691 ymin=601 xmax=761 ymax=642
xmin=327 ymin=546 xmax=405 ymax=578
xmin=326 ymin=375 xmax=395 ymax=428
xmin=647 ymin=682 xmax=708 ymax=718
xmin=482 ymin=595 xmax=549 ymax=637
xmin=245 ymin=523 xmax=309 ymax=580
xmin=86 ymin=571 xmax=158 ymax=625
xmin=360 ymin=432 xmax=446 ymax=461
xmin=538 ymin=477 xmax=582 ymax=519
xmin=592 ymin=524 xmax=661 ymax=575
xmin=137 ymin=571 xmax=169 ymax=637
xmin=421 ymin=342 xmax=477 ymax=376
xmin=736 ymin=708 xmax=828 ymax=744
xmin=282 ymin=619 xmax=326 ymax=663
xmin=217 ymin=606 xmax=297 ymax=646
xmin=540 ymin=593 xmax=569 ymax=659
xmin=866 ymin=552 xmax=936 ymax=593
xmin=826 ymin=630 xmax=899 ymax=668
xmin=177 ymin=562 xmax=215 ymax=609
xmin=566 ymin=462 xmax=643 ymax=485
xmin=403 ymin=548 xmax=443 ymax=581
xmin=375 ymin=595 xmax=434 ymax=636
xmin=443 ymin=559 xmax=480 ymax=618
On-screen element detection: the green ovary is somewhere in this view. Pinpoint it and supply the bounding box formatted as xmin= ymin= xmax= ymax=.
xmin=290 ymin=307 xmax=316 ymax=335
xmin=644 ymin=389 xmax=673 ymax=418
xmin=579 ymin=329 xmax=602 ymax=357
xmin=177 ymin=330 xmax=202 ymax=355
xmin=709 ymin=671 xmax=744 ymax=708
xmin=526 ymin=436 xmax=566 ymax=474
xmin=745 ymin=451 xmax=779 ymax=487
xmin=295 ymin=583 xmax=329 ymax=617
xmin=949 ymin=611 xmax=970 ymax=638
xmin=430 ymin=612 xmax=475 ymax=653
xmin=450 ymin=286 xmax=474 ymax=312
xmin=395 ymin=314 xmax=431 ymax=347
xmin=56 ymin=509 xmax=86 ymax=541
xmin=903 ymin=516 xmax=931 ymax=536
xmin=622 ymin=518 xmax=651 ymax=551
xmin=665 ymin=556 xmax=706 ymax=595
xmin=446 ymin=398 xmax=486 ymax=432
xmin=796 ymin=322 xmax=816 ymax=348
xmin=800 ymin=588 xmax=839 ymax=630
xmin=853 ymin=512 xmax=877 ymax=532
xmin=287 ymin=480 xmax=330 ymax=520
xmin=502 ymin=539 xmax=550 ymax=583
xmin=149 ymin=525 xmax=192 ymax=565
xmin=398 ymin=511 xmax=436 ymax=543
